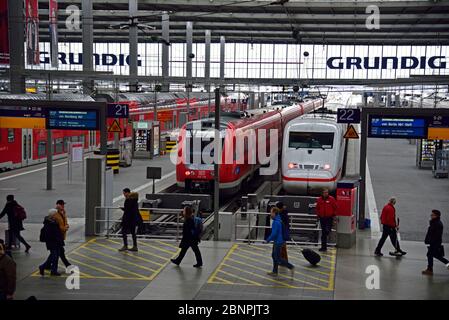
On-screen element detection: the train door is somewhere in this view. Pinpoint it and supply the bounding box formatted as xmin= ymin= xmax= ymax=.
xmin=173 ymin=113 xmax=177 ymax=128
xmin=21 ymin=129 xmax=33 ymax=166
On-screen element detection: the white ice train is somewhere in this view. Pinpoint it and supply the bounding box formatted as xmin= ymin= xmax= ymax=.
xmin=281 ymin=104 xmax=347 ymax=195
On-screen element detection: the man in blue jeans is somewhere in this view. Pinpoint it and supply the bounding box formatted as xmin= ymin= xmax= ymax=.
xmin=39 ymin=211 xmax=64 ymax=276
xmin=265 ymin=207 xmax=294 ymax=276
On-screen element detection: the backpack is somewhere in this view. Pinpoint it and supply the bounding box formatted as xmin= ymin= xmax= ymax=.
xmin=193 ymin=216 xmax=204 ymax=238
xmin=39 ymin=225 xmax=47 ymax=243
xmin=13 ymin=204 xmax=27 ymax=221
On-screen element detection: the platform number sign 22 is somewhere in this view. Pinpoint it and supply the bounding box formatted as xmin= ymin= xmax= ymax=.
xmin=337 ymin=108 xmax=361 ymax=124
xmin=107 ymin=103 xmax=129 ymax=118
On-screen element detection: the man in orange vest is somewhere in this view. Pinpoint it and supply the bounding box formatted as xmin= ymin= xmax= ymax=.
xmin=374 ymin=197 xmax=406 ymax=257
xmin=315 ymin=188 xmax=337 ymax=252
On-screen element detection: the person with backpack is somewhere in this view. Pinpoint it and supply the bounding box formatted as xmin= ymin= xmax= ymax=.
xmin=171 ymin=206 xmax=203 ymax=268
xmin=39 ymin=210 xmax=64 ymax=276
xmin=119 ymin=189 xmax=142 ymax=252
xmin=0 ymin=195 xmax=31 ymax=252
xmin=276 ymin=202 xmax=290 ymax=262
xmin=0 ymin=240 xmax=16 ymax=300
xmin=422 ymin=209 xmax=449 ymax=276
xmin=51 ymin=200 xmax=71 ymax=270
xmin=265 ymin=207 xmax=294 ymax=277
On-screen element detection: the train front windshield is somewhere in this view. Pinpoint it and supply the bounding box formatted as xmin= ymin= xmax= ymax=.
xmin=288 ymin=132 xmax=334 ymax=149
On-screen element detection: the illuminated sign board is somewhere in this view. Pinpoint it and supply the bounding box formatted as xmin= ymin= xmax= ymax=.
xmin=0 ymin=107 xmax=46 ymax=129
xmin=368 ymin=116 xmax=427 ymax=139
xmin=46 ymin=109 xmax=99 ymax=130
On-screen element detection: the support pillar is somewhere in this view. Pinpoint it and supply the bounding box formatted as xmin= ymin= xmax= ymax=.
xmin=161 ymin=13 xmax=170 ymax=92
xmin=8 ymin=0 xmax=25 ymax=93
xmin=82 ymin=0 xmax=94 ymax=95
xmin=219 ymin=36 xmax=225 ymax=90
xmin=129 ymin=0 xmax=138 ymax=92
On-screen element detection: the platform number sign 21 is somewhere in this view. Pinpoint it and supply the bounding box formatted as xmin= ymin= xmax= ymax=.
xmin=107 ymin=103 xmax=129 ymax=118
xmin=337 ymin=108 xmax=361 ymax=124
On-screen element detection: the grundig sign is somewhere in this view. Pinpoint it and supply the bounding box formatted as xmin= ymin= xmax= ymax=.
xmin=326 ymin=56 xmax=447 ymax=70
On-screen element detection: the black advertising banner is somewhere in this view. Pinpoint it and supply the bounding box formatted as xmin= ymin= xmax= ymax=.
xmin=0 ymin=0 xmax=8 ymax=64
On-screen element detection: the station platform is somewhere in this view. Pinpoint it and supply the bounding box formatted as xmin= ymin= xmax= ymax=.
xmin=5 ymin=228 xmax=449 ymax=300
xmin=367 ymin=138 xmax=449 ymax=242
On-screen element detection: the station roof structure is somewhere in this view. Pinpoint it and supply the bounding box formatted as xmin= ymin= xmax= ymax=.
xmin=37 ymin=0 xmax=449 ymax=45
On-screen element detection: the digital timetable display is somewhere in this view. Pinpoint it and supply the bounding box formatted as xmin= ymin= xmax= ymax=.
xmin=368 ymin=116 xmax=427 ymax=138
xmin=46 ymin=109 xmax=99 ymax=130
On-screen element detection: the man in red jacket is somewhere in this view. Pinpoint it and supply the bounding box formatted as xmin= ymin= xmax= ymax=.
xmin=315 ymin=188 xmax=337 ymax=252
xmin=374 ymin=197 xmax=406 ymax=257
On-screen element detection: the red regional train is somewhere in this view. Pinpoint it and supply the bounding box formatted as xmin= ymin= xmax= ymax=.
xmin=176 ymin=98 xmax=323 ymax=196
xmin=0 ymin=92 xmax=247 ymax=171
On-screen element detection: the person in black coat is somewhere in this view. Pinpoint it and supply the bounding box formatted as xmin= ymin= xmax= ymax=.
xmin=119 ymin=188 xmax=141 ymax=252
xmin=171 ymin=206 xmax=203 ymax=268
xmin=0 ymin=195 xmax=31 ymax=252
xmin=422 ymin=209 xmax=449 ymax=276
xmin=39 ymin=211 xmax=64 ymax=276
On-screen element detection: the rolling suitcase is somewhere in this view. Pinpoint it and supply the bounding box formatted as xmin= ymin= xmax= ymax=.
xmin=290 ymin=237 xmax=321 ymax=266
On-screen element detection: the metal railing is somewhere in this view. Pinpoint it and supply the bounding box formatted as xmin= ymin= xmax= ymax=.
xmin=94 ymin=206 xmax=184 ymax=241
xmin=234 ymin=211 xmax=336 ymax=246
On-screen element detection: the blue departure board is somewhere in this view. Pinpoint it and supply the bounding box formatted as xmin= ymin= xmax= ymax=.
xmin=368 ymin=116 xmax=427 ymax=138
xmin=46 ymin=109 xmax=99 ymax=130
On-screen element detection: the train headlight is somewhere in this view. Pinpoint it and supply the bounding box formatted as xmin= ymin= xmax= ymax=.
xmin=288 ymin=162 xmax=297 ymax=169
xmin=185 ymin=170 xmax=191 ymax=176
xmin=323 ymin=164 xmax=331 ymax=170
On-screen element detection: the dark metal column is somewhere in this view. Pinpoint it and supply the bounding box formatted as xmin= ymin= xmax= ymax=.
xmin=8 ymin=0 xmax=25 ymax=93
xmin=205 ymin=30 xmax=211 ymax=112
xmin=99 ymin=106 xmax=108 ymax=155
xmin=82 ymin=0 xmax=93 ymax=95
xmin=46 ymin=76 xmax=53 ymax=190
xmin=161 ymin=13 xmax=170 ymax=91
xmin=358 ymin=109 xmax=368 ymax=229
xmin=213 ymin=88 xmax=221 ymax=241
xmin=129 ymin=0 xmax=138 ymax=92
xmin=219 ymin=36 xmax=225 ymax=90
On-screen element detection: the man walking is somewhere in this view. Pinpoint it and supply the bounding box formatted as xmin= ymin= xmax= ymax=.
xmin=422 ymin=209 xmax=449 ymax=276
xmin=277 ymin=202 xmax=290 ymax=261
xmin=0 ymin=195 xmax=31 ymax=252
xmin=39 ymin=210 xmax=64 ymax=277
xmin=265 ymin=207 xmax=294 ymax=277
xmin=0 ymin=240 xmax=16 ymax=300
xmin=374 ymin=197 xmax=406 ymax=257
xmin=315 ymin=188 xmax=337 ymax=252
xmin=51 ymin=200 xmax=71 ymax=270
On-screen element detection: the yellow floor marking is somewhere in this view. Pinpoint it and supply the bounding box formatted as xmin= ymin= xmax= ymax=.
xmin=244 ymin=244 xmax=336 ymax=264
xmin=327 ymin=248 xmax=336 ymax=290
xmin=154 ymin=240 xmax=180 ymax=250
xmin=90 ymin=241 xmax=165 ymax=267
xmin=80 ymin=246 xmax=157 ymax=273
xmin=137 ymin=241 xmax=180 ymax=256
xmin=106 ymin=239 xmax=171 ymax=262
xmin=221 ymin=263 xmax=298 ymax=289
xmin=226 ymin=257 xmax=327 ymax=290
xmin=236 ymin=246 xmax=334 ymax=270
xmin=213 ymin=276 xmax=234 ymax=285
xmin=234 ymin=253 xmax=329 ymax=284
xmin=208 ymin=244 xmax=239 ymax=283
xmin=72 ymin=251 xmax=150 ymax=279
xmin=216 ymin=268 xmax=264 ymax=286
xmin=68 ymin=257 xmax=123 ymax=279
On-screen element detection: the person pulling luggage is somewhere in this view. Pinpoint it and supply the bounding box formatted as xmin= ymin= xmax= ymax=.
xmin=0 ymin=195 xmax=31 ymax=252
xmin=374 ymin=197 xmax=406 ymax=257
xmin=265 ymin=207 xmax=294 ymax=277
xmin=315 ymin=189 xmax=337 ymax=252
xmin=422 ymin=209 xmax=449 ymax=276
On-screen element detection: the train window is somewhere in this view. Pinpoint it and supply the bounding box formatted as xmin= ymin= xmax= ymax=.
xmin=38 ymin=141 xmax=46 ymax=158
xmin=164 ymin=121 xmax=173 ymax=130
xmin=288 ymin=132 xmax=334 ymax=149
xmin=7 ymin=129 xmax=14 ymax=143
xmin=55 ymin=138 xmax=64 ymax=154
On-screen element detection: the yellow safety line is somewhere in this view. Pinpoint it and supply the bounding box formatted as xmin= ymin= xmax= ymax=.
xmin=68 ymin=257 xmax=123 ymax=279
xmin=227 ymin=257 xmax=328 ymax=290
xmin=327 ymin=248 xmax=337 ymax=290
xmin=208 ymin=244 xmax=238 ymax=284
xmin=89 ymin=241 xmax=165 ymax=267
xmin=213 ymin=276 xmax=234 ymax=285
xmin=221 ymin=263 xmax=299 ymax=289
xmin=232 ymin=250 xmax=332 ymax=279
xmin=216 ymin=268 xmax=264 ymax=286
xmin=72 ymin=251 xmax=150 ymax=279
xmin=155 ymin=240 xmax=180 ymax=250
xmin=236 ymin=246 xmax=334 ymax=270
xmin=80 ymin=246 xmax=157 ymax=272
xmin=106 ymin=239 xmax=172 ymax=262
xmin=243 ymin=244 xmax=336 ymax=263
xmin=137 ymin=241 xmax=180 ymax=256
